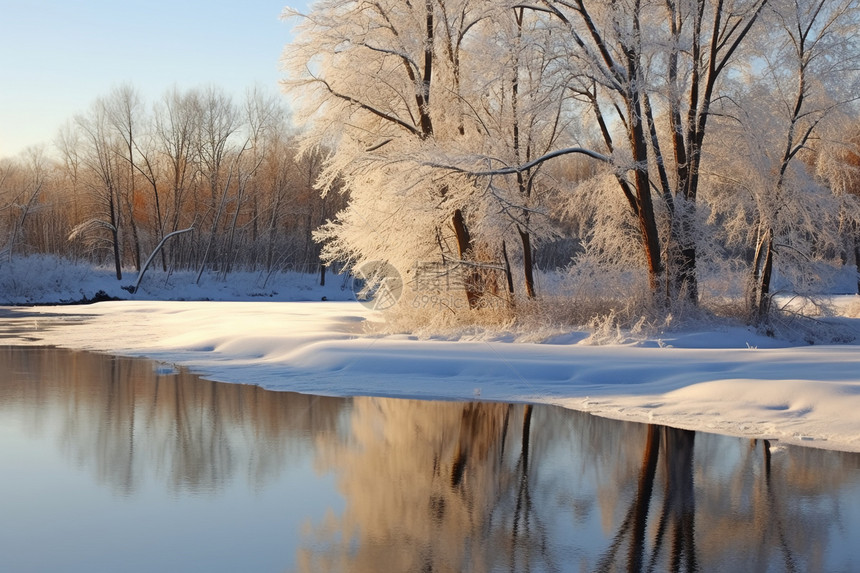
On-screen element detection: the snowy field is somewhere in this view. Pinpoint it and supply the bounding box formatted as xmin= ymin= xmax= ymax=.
xmin=2 ymin=257 xmax=860 ymax=453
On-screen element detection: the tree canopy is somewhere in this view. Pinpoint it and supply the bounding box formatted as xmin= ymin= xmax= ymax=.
xmin=280 ymin=0 xmax=860 ymax=329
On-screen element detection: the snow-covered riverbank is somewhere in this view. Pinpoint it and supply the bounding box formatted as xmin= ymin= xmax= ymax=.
xmin=4 ymin=298 xmax=860 ymax=452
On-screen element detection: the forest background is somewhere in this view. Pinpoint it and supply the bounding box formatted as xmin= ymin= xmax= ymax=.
xmin=2 ymin=0 xmax=860 ymax=338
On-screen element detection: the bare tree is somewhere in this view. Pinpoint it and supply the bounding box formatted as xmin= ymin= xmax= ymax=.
xmin=195 ymin=86 xmax=243 ymax=282
xmin=67 ymin=99 xmax=126 ymax=279
xmin=221 ymin=88 xmax=280 ymax=275
xmin=105 ymin=83 xmax=145 ymax=271
xmin=0 ymin=156 xmax=20 ymax=259
xmin=153 ymin=87 xmax=201 ymax=268
xmin=6 ymin=147 xmax=50 ymax=260
xmin=55 ymin=122 xmax=87 ymax=259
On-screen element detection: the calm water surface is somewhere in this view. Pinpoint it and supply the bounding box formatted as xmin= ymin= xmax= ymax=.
xmin=1 ymin=345 xmax=858 ymax=572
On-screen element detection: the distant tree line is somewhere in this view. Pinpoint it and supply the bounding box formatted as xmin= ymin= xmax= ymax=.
xmin=0 ymin=84 xmax=346 ymax=283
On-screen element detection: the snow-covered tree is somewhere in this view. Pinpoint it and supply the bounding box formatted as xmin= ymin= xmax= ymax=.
xmin=815 ymin=121 xmax=860 ymax=293
xmin=527 ymin=0 xmax=769 ymax=306
xmin=283 ymin=0 xmax=522 ymax=309
xmin=463 ymin=6 xmax=576 ymax=299
xmin=706 ymin=0 xmax=860 ymax=324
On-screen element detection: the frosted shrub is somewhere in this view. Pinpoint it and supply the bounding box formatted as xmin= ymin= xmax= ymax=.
xmin=372 ymin=287 xmax=515 ymax=339
xmin=0 ymin=255 xmax=106 ymax=304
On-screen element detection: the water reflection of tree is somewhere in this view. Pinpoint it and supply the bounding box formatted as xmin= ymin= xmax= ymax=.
xmin=596 ymin=426 xmax=860 ymax=573
xmin=0 ymin=346 xmax=345 ymax=494
xmin=298 ymin=398 xmax=651 ymax=572
xmin=296 ymin=399 xmax=538 ymax=572
xmin=694 ymin=436 xmax=852 ymax=573
xmin=596 ymin=425 xmax=697 ymax=572
xmin=296 ymin=394 xmax=859 ymax=573
xmin=3 ymin=346 xmax=859 ymax=571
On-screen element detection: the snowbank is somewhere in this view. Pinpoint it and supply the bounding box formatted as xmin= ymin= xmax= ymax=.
xmin=0 ymin=255 xmax=355 ymax=305
xmin=4 ymin=298 xmax=860 ymax=453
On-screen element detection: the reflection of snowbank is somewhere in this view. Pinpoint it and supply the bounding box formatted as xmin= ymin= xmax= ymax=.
xmin=5 ymin=299 xmax=860 ymax=453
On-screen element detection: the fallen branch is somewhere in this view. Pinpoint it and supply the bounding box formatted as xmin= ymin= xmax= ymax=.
xmin=127 ymin=227 xmax=194 ymax=294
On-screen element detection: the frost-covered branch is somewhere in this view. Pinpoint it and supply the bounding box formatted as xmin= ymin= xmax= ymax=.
xmin=129 ymin=227 xmax=194 ymax=294
xmin=68 ymin=218 xmax=117 ymax=242
xmin=306 ymin=75 xmax=423 ymax=138
xmin=424 ymin=147 xmax=611 ymax=177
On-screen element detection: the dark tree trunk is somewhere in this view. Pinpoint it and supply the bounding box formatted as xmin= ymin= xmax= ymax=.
xmin=518 ymin=226 xmax=536 ymax=299
xmin=501 ymin=240 xmax=514 ymax=295
xmin=676 ymin=244 xmax=698 ymax=302
xmin=629 ymin=104 xmax=663 ymax=295
xmin=109 ymin=193 xmax=122 ymax=280
xmin=748 ymin=230 xmax=766 ymax=321
xmin=452 ymin=208 xmax=481 ymax=309
xmin=749 ymin=228 xmax=774 ymax=326
xmin=757 ymin=234 xmax=775 ymax=321
xmin=127 ymin=207 xmax=142 ymax=272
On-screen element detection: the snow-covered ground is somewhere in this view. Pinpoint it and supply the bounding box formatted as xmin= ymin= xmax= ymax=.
xmin=2 ymin=257 xmax=860 ymax=453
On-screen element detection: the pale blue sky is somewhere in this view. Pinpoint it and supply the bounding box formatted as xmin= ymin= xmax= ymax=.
xmin=0 ymin=0 xmax=302 ymax=157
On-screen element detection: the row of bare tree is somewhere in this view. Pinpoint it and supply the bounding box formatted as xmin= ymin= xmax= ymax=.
xmin=0 ymin=84 xmax=346 ymax=282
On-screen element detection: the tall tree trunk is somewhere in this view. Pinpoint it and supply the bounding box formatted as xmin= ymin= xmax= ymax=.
xmin=138 ymin=171 xmax=167 ymax=272
xmin=451 ymin=208 xmax=481 ymax=309
xmin=749 ymin=228 xmax=774 ymax=325
xmin=109 ymin=192 xmax=122 ymax=280
xmin=624 ymin=13 xmax=664 ymax=297
xmin=748 ymin=226 xmax=765 ymax=320
xmin=511 ymin=8 xmax=536 ymax=301
xmin=501 ymin=240 xmax=514 ymax=296
xmin=265 ymin=204 xmax=279 ymax=274
xmin=517 ymin=225 xmax=535 ymax=299
xmin=125 ymin=199 xmax=142 ymax=272
xmin=196 ymin=157 xmax=238 ymax=284
xmin=223 ymin=182 xmax=245 ymax=275
xmin=628 ymin=97 xmax=663 ymax=296
xmin=757 ymin=233 xmax=775 ymax=322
